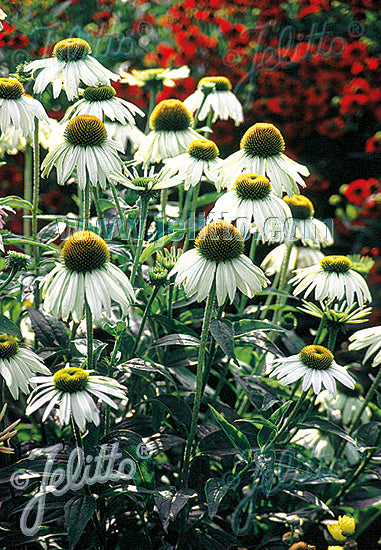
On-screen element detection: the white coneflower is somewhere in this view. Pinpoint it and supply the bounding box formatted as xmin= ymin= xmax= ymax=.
xmin=41 ymin=115 xmax=123 ymax=189
xmin=289 ymin=255 xmax=372 ymax=308
xmin=134 ymin=99 xmax=204 ymax=165
xmin=26 ymin=367 xmax=127 ymax=432
xmin=0 ymin=334 xmax=50 ymax=400
xmin=42 ymin=231 xmax=135 ymax=322
xmin=0 ymin=8 xmax=7 ymax=32
xmin=291 ymin=429 xmax=334 ymax=462
xmin=184 ymin=76 xmax=244 ymax=126
xmin=163 ymin=138 xmax=223 ymax=190
xmin=25 ymin=38 xmax=119 ymax=101
xmin=283 ymin=195 xmax=333 ymax=249
xmin=169 ymin=220 xmax=269 ymax=306
xmin=316 ymin=387 xmax=371 ymax=425
xmin=105 ymin=121 xmax=146 ymax=153
xmin=260 ymin=244 xmax=324 ymax=276
xmin=119 ymin=66 xmax=190 ymax=88
xmin=0 ymin=78 xmax=49 ymax=140
xmin=62 ymin=85 xmax=144 ymax=125
xmin=269 ymin=345 xmax=355 ymax=396
xmin=220 ymin=123 xmax=309 ymax=195
xmin=209 ymin=174 xmax=292 ymax=240
xmin=348 ymin=326 xmax=381 ymax=367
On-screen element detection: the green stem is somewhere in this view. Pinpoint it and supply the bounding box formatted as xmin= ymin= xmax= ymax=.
xmin=23 ymin=143 xmax=32 ymax=255
xmin=275 ymin=388 xmax=309 ymax=443
xmin=129 ymin=286 xmax=159 ymax=358
xmin=271 ymin=243 xmax=294 ymax=325
xmin=192 ymin=93 xmax=208 ymax=129
xmin=0 ymin=268 xmax=18 ymax=291
xmin=183 ymin=181 xmax=200 ymax=252
xmin=161 ymin=189 xmax=168 ymax=219
xmin=32 ymin=119 xmax=40 ymax=308
xmin=167 ymin=284 xmax=174 ymax=320
xmin=202 ymin=108 xmax=214 ymax=139
xmin=327 ymin=325 xmax=339 ymax=352
xmin=181 ymin=281 xmax=216 ymax=487
xmin=145 ymin=83 xmax=160 ymax=134
xmin=84 ymin=183 xmax=91 ymax=231
xmin=313 ymin=314 xmax=327 ymax=345
xmin=92 ymin=187 xmax=107 ymax=237
xmin=203 ymin=302 xmax=225 ymax=393
xmin=239 ymin=234 xmax=257 ymax=313
xmin=85 ymin=300 xmax=93 ymax=371
xmin=260 ymin=270 xmax=281 ymax=320
xmin=349 ymin=367 xmax=381 ymax=436
xmin=130 ymin=198 xmax=149 ymax=283
xmin=181 ymin=187 xmax=193 ymax=222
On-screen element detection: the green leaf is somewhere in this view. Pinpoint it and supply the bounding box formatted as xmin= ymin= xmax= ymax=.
xmin=0 ymin=196 xmax=32 ymax=210
xmin=150 ymin=395 xmax=192 ymax=433
xmin=64 ymin=494 xmax=96 ymax=550
xmin=139 ymin=230 xmax=184 ymax=263
xmin=205 ymin=478 xmax=230 ymax=520
xmin=209 ymin=406 xmax=252 ymax=460
xmin=196 ymin=191 xmax=222 ymax=208
xmin=233 ymin=319 xmax=284 ymax=336
xmin=237 ymin=331 xmax=283 ymax=357
xmin=149 ymin=314 xmax=199 ymax=338
xmin=209 ymin=319 xmax=236 ymax=360
xmin=237 ymin=417 xmax=278 ymax=451
xmin=152 ymin=334 xmax=200 ymax=348
xmin=118 ymin=358 xmax=177 ymax=388
xmin=0 ymin=315 xmax=22 ymax=338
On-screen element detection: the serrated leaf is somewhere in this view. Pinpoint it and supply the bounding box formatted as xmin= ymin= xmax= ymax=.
xmin=0 ymin=314 xmax=22 ymax=338
xmin=64 ymin=494 xmax=96 ymax=550
xmin=210 ymin=319 xmax=236 ymax=360
xmin=209 ymin=406 xmax=251 ymax=460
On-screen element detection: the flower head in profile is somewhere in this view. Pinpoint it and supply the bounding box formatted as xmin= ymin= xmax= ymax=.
xmin=269 ymin=345 xmax=355 ymax=396
xmin=163 ymin=138 xmax=223 ymax=190
xmin=283 ymin=195 xmax=333 ymax=249
xmin=184 ymin=76 xmax=244 ymax=126
xmin=289 ymin=255 xmax=372 ymax=307
xmin=169 ymin=220 xmax=269 ymax=305
xmin=41 ymin=115 xmax=123 ymax=189
xmin=110 ymin=164 xmax=183 ymax=199
xmin=42 ymin=231 xmax=135 ymax=322
xmin=209 ymin=173 xmax=292 ymax=240
xmin=0 ymin=78 xmax=49 ymax=140
xmin=62 ymin=85 xmax=144 ymax=125
xmin=317 ymin=385 xmax=371 ymax=425
xmin=291 ymin=428 xmax=334 ymax=463
xmin=25 ymin=38 xmax=119 ymax=101
xmin=26 ymin=367 xmax=127 ymax=432
xmin=261 ymin=244 xmax=324 ymax=277
xmin=134 ymin=99 xmax=204 ymax=165
xmin=220 ymin=123 xmax=309 ymax=194
xmin=348 ymin=325 xmax=381 ymax=367
xmin=0 ymin=9 xmax=7 ymax=32
xmin=0 ymin=333 xmax=50 ymax=400
xmin=119 ymin=66 xmax=190 ymax=88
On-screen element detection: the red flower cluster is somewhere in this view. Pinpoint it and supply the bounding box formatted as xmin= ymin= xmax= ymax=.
xmin=344 ymin=177 xmax=380 ymax=206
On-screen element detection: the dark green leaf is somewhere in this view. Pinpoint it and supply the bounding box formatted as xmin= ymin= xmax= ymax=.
xmin=150 ymin=314 xmax=199 ymax=338
xmin=0 ymin=314 xmax=22 ymax=338
xmin=152 ymin=334 xmax=200 ymax=348
xmin=140 ymin=230 xmax=184 ymax=262
xmin=238 ymin=331 xmax=283 ymax=357
xmin=64 ymin=494 xmax=96 ymax=550
xmin=150 ymin=395 xmax=192 ymax=432
xmin=233 ymin=319 xmax=284 ymax=336
xmin=205 ymin=478 xmax=229 ymax=519
xmin=118 ymin=358 xmax=177 ymax=388
xmin=209 ymin=406 xmax=252 ymax=460
xmin=210 ymin=319 xmax=236 ymax=360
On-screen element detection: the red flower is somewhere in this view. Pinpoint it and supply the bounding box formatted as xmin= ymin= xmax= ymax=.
xmin=365 ymin=134 xmax=381 ymax=154
xmin=317 ymin=117 xmax=346 ymax=139
xmin=344 ymin=178 xmax=379 ymax=206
